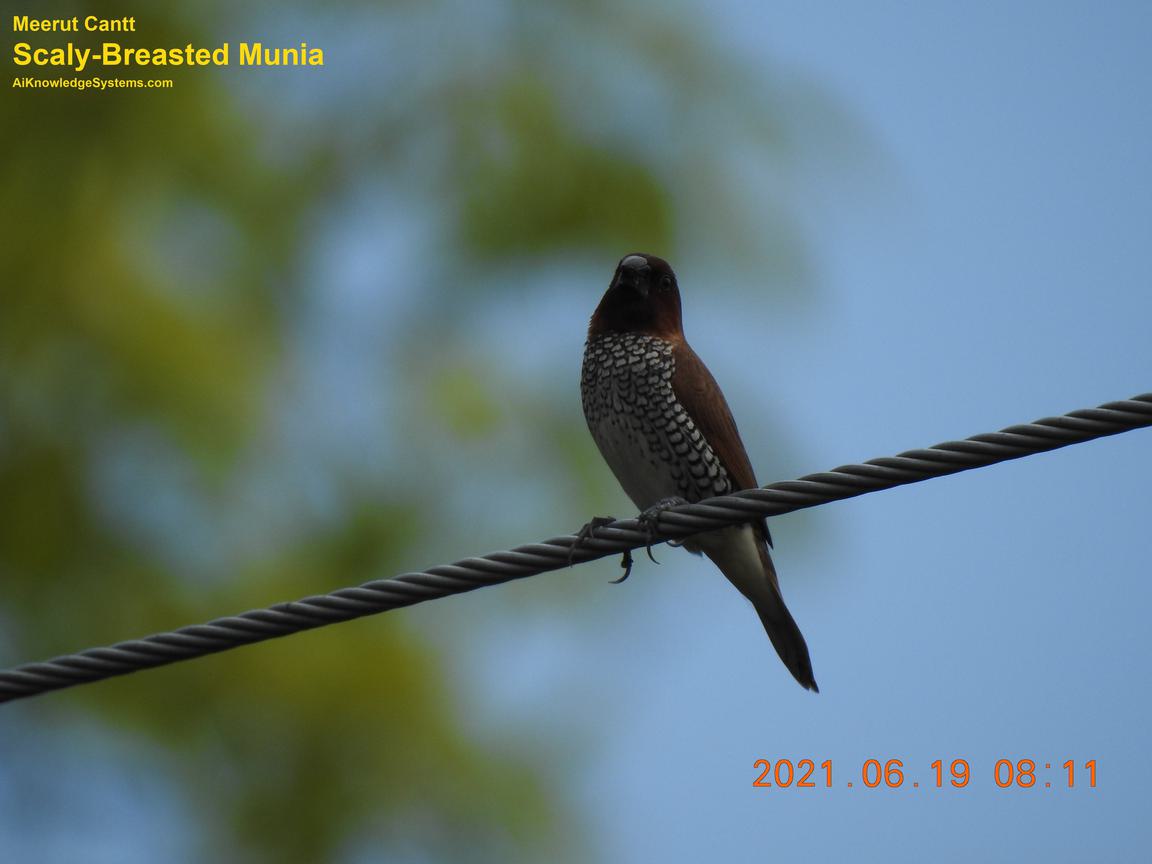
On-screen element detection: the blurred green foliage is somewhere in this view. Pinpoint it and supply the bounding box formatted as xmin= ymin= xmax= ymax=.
xmin=1 ymin=0 xmax=848 ymax=860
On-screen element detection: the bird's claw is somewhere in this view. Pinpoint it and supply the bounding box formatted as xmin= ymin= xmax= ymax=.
xmin=636 ymin=496 xmax=689 ymax=564
xmin=570 ymin=516 xmax=637 ymax=583
xmin=568 ymin=516 xmax=616 ymax=566
xmin=610 ymin=549 xmax=634 ymax=584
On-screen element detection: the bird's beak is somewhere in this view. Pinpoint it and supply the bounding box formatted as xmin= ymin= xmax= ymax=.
xmin=613 ymin=261 xmax=651 ymax=298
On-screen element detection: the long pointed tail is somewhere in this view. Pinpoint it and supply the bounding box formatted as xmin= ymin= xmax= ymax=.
xmin=699 ymin=525 xmax=818 ymax=692
xmin=750 ymin=547 xmax=819 ymax=692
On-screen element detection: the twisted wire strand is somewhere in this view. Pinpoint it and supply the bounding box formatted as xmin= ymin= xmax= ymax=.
xmin=1 ymin=392 xmax=1149 ymax=704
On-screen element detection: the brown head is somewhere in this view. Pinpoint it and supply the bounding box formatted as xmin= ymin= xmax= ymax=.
xmin=588 ymin=253 xmax=684 ymax=339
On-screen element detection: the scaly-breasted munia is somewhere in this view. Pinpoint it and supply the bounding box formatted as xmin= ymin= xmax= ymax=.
xmin=581 ymin=253 xmax=817 ymax=691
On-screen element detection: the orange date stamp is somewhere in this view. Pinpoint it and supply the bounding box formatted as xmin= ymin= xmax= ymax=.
xmin=752 ymin=758 xmax=1097 ymax=789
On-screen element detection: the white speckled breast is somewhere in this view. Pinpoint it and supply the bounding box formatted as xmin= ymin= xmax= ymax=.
xmin=580 ymin=332 xmax=731 ymax=509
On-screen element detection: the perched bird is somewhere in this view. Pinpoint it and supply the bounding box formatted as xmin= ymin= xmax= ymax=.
xmin=580 ymin=253 xmax=818 ymax=691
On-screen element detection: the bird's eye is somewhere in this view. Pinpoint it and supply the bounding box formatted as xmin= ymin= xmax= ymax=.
xmin=659 ymin=275 xmax=673 ymax=292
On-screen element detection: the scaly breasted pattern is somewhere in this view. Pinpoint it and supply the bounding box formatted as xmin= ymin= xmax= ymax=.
xmin=581 ymin=253 xmax=818 ymax=691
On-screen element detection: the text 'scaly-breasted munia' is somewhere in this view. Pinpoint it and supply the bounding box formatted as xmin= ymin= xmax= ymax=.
xmin=581 ymin=253 xmax=817 ymax=691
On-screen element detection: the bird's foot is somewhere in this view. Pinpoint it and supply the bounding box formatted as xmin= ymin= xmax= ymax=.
xmin=569 ymin=516 xmax=616 ymax=566
xmin=637 ymin=496 xmax=689 ymax=564
xmin=570 ymin=516 xmax=637 ymax=584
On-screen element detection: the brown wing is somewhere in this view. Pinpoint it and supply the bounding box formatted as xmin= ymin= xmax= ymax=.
xmin=671 ymin=341 xmax=773 ymax=546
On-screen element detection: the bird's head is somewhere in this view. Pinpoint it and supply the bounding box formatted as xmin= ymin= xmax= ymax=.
xmin=588 ymin=253 xmax=683 ymax=338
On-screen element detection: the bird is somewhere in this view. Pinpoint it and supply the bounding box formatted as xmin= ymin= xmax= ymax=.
xmin=580 ymin=252 xmax=818 ymax=691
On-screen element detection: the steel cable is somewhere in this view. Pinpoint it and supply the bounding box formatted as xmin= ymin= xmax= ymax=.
xmin=1 ymin=392 xmax=1148 ymax=704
